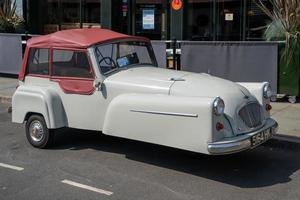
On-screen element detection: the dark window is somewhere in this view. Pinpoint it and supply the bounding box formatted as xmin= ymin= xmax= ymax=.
xmin=27 ymin=48 xmax=49 ymax=75
xmin=83 ymin=0 xmax=101 ymax=24
xmin=246 ymin=0 xmax=272 ymax=41
xmin=52 ymin=50 xmax=93 ymax=78
xmin=185 ymin=0 xmax=214 ymax=41
xmin=216 ymin=0 xmax=243 ymax=41
xmin=134 ymin=0 xmax=164 ymax=40
xmin=44 ymin=0 xmax=60 ymax=33
xmin=43 ymin=0 xmax=102 ymax=34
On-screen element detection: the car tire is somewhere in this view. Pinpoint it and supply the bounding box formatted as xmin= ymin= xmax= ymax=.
xmin=25 ymin=114 xmax=54 ymax=149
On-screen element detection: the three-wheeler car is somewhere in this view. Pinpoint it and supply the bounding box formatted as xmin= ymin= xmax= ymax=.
xmin=12 ymin=28 xmax=278 ymax=155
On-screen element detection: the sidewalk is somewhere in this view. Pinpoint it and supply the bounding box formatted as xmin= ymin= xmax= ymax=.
xmin=0 ymin=76 xmax=299 ymax=140
xmin=0 ymin=76 xmax=18 ymax=103
xmin=271 ymin=103 xmax=300 ymax=142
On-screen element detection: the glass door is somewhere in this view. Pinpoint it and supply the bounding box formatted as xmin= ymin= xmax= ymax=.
xmin=61 ymin=0 xmax=81 ymax=30
xmin=44 ymin=0 xmax=60 ymax=34
xmin=112 ymin=0 xmax=130 ymax=34
xmin=216 ymin=0 xmax=243 ymax=41
xmin=82 ymin=0 xmax=101 ymax=28
xmin=185 ymin=0 xmax=214 ymax=41
xmin=133 ymin=0 xmax=167 ymax=40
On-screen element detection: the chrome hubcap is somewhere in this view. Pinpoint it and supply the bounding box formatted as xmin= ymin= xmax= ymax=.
xmin=29 ymin=120 xmax=44 ymax=142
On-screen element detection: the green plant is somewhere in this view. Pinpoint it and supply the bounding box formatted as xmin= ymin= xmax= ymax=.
xmin=255 ymin=0 xmax=300 ymax=96
xmin=0 ymin=0 xmax=24 ymax=33
xmin=255 ymin=0 xmax=300 ymax=67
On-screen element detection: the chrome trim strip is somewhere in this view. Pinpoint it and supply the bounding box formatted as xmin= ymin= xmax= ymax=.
xmin=130 ymin=109 xmax=198 ymax=118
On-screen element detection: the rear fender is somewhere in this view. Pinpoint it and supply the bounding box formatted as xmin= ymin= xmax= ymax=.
xmin=12 ymin=85 xmax=68 ymax=129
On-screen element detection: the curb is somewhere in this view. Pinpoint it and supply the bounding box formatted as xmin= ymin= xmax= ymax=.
xmin=0 ymin=95 xmax=12 ymax=104
xmin=273 ymin=134 xmax=300 ymax=144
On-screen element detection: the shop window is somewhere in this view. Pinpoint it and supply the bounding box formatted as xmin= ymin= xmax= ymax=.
xmin=44 ymin=0 xmax=60 ymax=34
xmin=27 ymin=48 xmax=49 ymax=75
xmin=111 ymin=0 xmax=129 ymax=34
xmin=216 ymin=0 xmax=243 ymax=41
xmin=52 ymin=50 xmax=93 ymax=78
xmin=246 ymin=0 xmax=272 ymax=41
xmin=135 ymin=0 xmax=164 ymax=40
xmin=83 ymin=0 xmax=101 ymax=27
xmin=186 ymin=0 xmax=213 ymax=41
xmin=61 ymin=0 xmax=81 ymax=29
xmin=43 ymin=0 xmax=102 ymax=34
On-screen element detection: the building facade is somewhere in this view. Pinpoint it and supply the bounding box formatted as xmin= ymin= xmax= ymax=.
xmin=24 ymin=0 xmax=270 ymax=41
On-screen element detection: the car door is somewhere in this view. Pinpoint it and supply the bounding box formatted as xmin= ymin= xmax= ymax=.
xmin=49 ymin=48 xmax=104 ymax=131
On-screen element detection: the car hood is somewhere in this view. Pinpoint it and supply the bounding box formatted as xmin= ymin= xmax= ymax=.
xmin=104 ymin=66 xmax=189 ymax=94
xmin=170 ymin=72 xmax=255 ymax=103
xmin=106 ymin=66 xmax=254 ymax=102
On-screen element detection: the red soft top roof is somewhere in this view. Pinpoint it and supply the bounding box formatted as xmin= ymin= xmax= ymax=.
xmin=19 ymin=29 xmax=149 ymax=81
xmin=27 ymin=28 xmax=149 ymax=49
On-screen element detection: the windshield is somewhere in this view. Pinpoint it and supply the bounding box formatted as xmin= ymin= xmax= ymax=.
xmin=94 ymin=41 xmax=157 ymax=75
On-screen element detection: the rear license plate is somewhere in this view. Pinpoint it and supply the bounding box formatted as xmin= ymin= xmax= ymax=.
xmin=251 ymin=128 xmax=272 ymax=147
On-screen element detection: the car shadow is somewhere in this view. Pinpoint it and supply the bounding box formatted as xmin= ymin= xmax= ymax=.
xmin=52 ymin=128 xmax=300 ymax=189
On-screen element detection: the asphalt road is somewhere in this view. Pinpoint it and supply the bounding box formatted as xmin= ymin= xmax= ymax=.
xmin=1 ymin=103 xmax=300 ymax=200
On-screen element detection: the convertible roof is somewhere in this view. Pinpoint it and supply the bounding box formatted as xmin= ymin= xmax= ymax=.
xmin=19 ymin=29 xmax=149 ymax=81
xmin=27 ymin=28 xmax=149 ymax=49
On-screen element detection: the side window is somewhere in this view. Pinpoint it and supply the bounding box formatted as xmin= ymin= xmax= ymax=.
xmin=52 ymin=49 xmax=93 ymax=78
xmin=27 ymin=48 xmax=49 ymax=75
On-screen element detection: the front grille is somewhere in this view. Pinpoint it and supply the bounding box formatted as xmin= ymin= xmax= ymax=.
xmin=239 ymin=103 xmax=263 ymax=128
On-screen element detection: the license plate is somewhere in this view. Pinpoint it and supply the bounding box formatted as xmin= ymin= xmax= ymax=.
xmin=251 ymin=128 xmax=272 ymax=147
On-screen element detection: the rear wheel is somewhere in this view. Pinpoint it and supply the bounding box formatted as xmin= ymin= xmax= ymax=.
xmin=25 ymin=115 xmax=54 ymax=148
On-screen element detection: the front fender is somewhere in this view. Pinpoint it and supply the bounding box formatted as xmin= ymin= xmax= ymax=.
xmin=237 ymin=82 xmax=270 ymax=118
xmin=237 ymin=82 xmax=269 ymax=105
xmin=103 ymin=93 xmax=219 ymax=154
xmin=12 ymin=85 xmax=68 ymax=129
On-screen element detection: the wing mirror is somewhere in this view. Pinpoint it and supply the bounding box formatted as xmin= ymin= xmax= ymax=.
xmin=94 ymin=78 xmax=103 ymax=91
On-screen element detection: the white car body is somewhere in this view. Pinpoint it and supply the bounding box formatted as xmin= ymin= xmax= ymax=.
xmin=12 ymin=29 xmax=278 ymax=155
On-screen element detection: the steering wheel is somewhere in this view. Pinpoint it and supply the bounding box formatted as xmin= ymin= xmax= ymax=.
xmin=98 ymin=56 xmax=117 ymax=68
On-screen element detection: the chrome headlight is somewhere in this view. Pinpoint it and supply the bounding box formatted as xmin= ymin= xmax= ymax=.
xmin=263 ymin=83 xmax=272 ymax=99
xmin=213 ymin=97 xmax=225 ymax=116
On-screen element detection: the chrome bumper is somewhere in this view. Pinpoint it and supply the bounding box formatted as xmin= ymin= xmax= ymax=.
xmin=207 ymin=118 xmax=279 ymax=155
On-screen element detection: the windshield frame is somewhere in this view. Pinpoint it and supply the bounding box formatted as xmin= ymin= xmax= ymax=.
xmin=94 ymin=40 xmax=158 ymax=76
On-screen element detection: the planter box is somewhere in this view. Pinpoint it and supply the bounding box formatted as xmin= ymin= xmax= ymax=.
xmin=0 ymin=33 xmax=22 ymax=75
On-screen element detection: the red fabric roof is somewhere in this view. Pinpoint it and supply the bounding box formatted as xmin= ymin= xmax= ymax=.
xmin=27 ymin=28 xmax=149 ymax=49
xmin=19 ymin=29 xmax=149 ymax=80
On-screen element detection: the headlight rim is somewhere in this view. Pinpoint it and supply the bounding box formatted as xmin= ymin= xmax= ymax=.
xmin=263 ymin=83 xmax=272 ymax=99
xmin=213 ymin=97 xmax=225 ymax=116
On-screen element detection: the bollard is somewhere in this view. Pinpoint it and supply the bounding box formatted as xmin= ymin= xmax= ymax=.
xmin=172 ymin=37 xmax=177 ymax=70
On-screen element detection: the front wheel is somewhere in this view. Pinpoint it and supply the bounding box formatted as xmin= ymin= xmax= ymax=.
xmin=25 ymin=115 xmax=54 ymax=148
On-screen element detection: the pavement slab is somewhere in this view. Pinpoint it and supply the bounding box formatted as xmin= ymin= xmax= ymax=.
xmin=0 ymin=77 xmax=17 ymax=103
xmin=271 ymin=103 xmax=300 ymax=137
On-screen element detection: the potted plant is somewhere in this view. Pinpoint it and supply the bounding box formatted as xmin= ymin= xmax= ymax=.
xmin=0 ymin=0 xmax=24 ymax=33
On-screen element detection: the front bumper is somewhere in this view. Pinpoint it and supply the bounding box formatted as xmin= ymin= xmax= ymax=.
xmin=207 ymin=118 xmax=278 ymax=155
